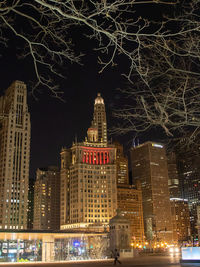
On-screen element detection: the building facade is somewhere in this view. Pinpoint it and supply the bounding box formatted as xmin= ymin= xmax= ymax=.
xmin=197 ymin=206 xmax=200 ymax=242
xmin=0 ymin=230 xmax=109 ymax=263
xmin=176 ymin=150 xmax=200 ymax=237
xmin=167 ymin=152 xmax=181 ymax=198
xmin=60 ymin=148 xmax=71 ymax=226
xmin=60 ymin=94 xmax=117 ymax=231
xmin=130 ymin=142 xmax=173 ymax=244
xmin=27 ymin=178 xmax=34 ymax=230
xmin=114 ymin=141 xmax=129 ymax=185
xmin=0 ymin=80 xmax=30 ymax=230
xmin=33 ymin=166 xmax=60 ymax=230
xmin=170 ymin=198 xmax=190 ymax=243
xmin=117 ymin=185 xmax=144 ymax=244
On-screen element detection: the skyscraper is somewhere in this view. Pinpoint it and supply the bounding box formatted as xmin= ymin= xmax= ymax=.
xmin=170 ymin=198 xmax=190 ymax=243
xmin=167 ymin=152 xmax=181 ymax=198
xmin=33 ymin=166 xmax=60 ymax=230
xmin=167 ymin=139 xmax=200 ymax=238
xmin=114 ymin=141 xmax=129 ymax=185
xmin=114 ymin=141 xmax=144 ymax=243
xmin=130 ymin=142 xmax=173 ymax=243
xmin=0 ymin=80 xmax=31 ymax=230
xmin=176 ymin=151 xmax=200 ymax=237
xmin=92 ymin=93 xmax=107 ymax=143
xmin=176 ymin=146 xmax=200 ymax=238
xmin=60 ymin=93 xmax=117 ymax=231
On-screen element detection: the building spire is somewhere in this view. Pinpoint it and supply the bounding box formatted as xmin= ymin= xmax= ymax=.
xmin=92 ymin=93 xmax=107 ymax=143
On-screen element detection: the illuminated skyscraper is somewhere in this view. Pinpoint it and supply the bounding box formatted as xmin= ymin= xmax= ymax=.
xmin=165 ymin=139 xmax=200 ymax=238
xmin=130 ymin=142 xmax=173 ymax=243
xmin=0 ymin=80 xmax=31 ymax=230
xmin=176 ymin=150 xmax=200 ymax=237
xmin=60 ymin=94 xmax=117 ymax=231
xmin=92 ymin=93 xmax=107 ymax=143
xmin=170 ymin=198 xmax=190 ymax=243
xmin=167 ymin=152 xmax=181 ymax=198
xmin=113 ymin=141 xmax=144 ymax=243
xmin=33 ymin=166 xmax=60 ymax=230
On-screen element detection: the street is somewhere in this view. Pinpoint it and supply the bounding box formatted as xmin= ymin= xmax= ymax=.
xmin=0 ymin=255 xmax=199 ymax=267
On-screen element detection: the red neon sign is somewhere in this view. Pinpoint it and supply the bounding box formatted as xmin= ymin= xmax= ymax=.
xmin=81 ymin=147 xmax=111 ymax=165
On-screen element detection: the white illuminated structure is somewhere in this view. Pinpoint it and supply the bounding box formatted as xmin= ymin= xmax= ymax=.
xmin=181 ymin=247 xmax=200 ymax=262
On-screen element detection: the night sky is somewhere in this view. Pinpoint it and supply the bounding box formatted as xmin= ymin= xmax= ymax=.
xmin=0 ymin=36 xmax=130 ymax=179
xmin=0 ymin=3 xmax=172 ymax=180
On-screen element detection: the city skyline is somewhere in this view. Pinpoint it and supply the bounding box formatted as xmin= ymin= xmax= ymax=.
xmin=0 ymin=82 xmax=116 ymax=179
xmin=0 ymin=79 xmax=196 ymax=263
xmin=0 ymin=0 xmax=200 ymax=264
xmin=0 ymin=1 xmax=199 ymax=181
xmin=0 ymin=79 xmax=165 ymax=181
xmin=0 ymin=2 xmax=172 ymax=180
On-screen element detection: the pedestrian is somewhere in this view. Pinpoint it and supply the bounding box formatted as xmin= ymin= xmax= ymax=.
xmin=113 ymin=248 xmax=121 ymax=265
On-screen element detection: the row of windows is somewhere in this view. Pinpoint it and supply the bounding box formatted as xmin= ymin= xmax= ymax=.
xmin=86 ymin=219 xmax=108 ymax=223
xmin=0 ymin=225 xmax=24 ymax=230
xmin=72 ymin=165 xmax=112 ymax=170
xmin=84 ymin=209 xmax=108 ymax=213
xmin=110 ymin=225 xmax=129 ymax=229
xmin=85 ymin=214 xmax=110 ymax=218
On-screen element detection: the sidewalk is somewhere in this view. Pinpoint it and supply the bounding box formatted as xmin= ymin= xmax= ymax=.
xmin=0 ymin=255 xmax=181 ymax=267
xmin=0 ymin=259 xmax=113 ymax=267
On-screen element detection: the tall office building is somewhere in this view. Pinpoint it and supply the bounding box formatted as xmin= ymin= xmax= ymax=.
xmin=167 ymin=152 xmax=181 ymax=198
xmin=0 ymin=80 xmax=30 ymax=230
xmin=130 ymin=142 xmax=173 ymax=243
xmin=33 ymin=166 xmax=60 ymax=230
xmin=170 ymin=198 xmax=190 ymax=243
xmin=114 ymin=141 xmax=144 ymax=243
xmin=176 ymin=150 xmax=200 ymax=237
xmin=60 ymin=94 xmax=117 ymax=231
xmin=114 ymin=141 xmax=129 ymax=185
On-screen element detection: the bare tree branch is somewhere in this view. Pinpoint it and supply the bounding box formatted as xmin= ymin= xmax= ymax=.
xmin=0 ymin=0 xmax=180 ymax=98
xmin=1 ymin=0 xmax=200 ymax=150
xmin=111 ymin=0 xmax=200 ymax=147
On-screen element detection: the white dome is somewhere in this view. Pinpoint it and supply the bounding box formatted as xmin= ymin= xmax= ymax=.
xmin=95 ymin=93 xmax=104 ymax=105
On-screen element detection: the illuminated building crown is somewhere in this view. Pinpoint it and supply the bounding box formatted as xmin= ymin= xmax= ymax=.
xmin=93 ymin=93 xmax=107 ymax=143
xmin=95 ymin=93 xmax=104 ymax=105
